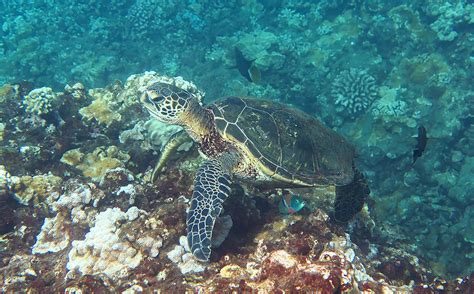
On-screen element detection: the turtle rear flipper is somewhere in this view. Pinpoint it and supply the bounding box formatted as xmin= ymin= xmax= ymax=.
xmin=187 ymin=152 xmax=237 ymax=261
xmin=334 ymin=168 xmax=370 ymax=223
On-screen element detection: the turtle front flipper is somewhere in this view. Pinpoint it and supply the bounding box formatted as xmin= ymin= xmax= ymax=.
xmin=187 ymin=152 xmax=237 ymax=261
xmin=152 ymin=130 xmax=192 ymax=182
xmin=334 ymin=168 xmax=370 ymax=223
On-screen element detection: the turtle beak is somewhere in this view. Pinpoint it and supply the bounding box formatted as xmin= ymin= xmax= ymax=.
xmin=140 ymin=92 xmax=149 ymax=105
xmin=140 ymin=91 xmax=158 ymax=115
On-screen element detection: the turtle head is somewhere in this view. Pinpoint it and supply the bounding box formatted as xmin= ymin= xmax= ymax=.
xmin=141 ymin=82 xmax=196 ymax=124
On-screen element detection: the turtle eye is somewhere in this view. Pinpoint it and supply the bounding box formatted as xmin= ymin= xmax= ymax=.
xmin=148 ymin=92 xmax=165 ymax=104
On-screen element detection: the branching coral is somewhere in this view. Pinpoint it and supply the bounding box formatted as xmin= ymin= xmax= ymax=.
xmin=426 ymin=2 xmax=474 ymax=41
xmin=331 ymin=69 xmax=379 ymax=119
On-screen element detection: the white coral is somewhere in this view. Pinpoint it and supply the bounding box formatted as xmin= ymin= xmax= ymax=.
xmin=370 ymin=86 xmax=407 ymax=118
xmin=166 ymin=235 xmax=206 ymax=275
xmin=52 ymin=183 xmax=92 ymax=211
xmin=66 ymin=207 xmax=161 ymax=281
xmin=32 ymin=214 xmax=70 ymax=254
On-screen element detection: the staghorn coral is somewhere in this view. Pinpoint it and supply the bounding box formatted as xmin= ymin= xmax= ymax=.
xmin=331 ymin=68 xmax=379 ymax=119
xmin=22 ymin=87 xmax=60 ymax=115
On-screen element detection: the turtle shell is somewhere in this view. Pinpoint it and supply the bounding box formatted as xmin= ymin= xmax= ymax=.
xmin=209 ymin=96 xmax=355 ymax=186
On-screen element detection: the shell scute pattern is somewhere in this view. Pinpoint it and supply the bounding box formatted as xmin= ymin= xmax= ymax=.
xmin=210 ymin=97 xmax=355 ymax=186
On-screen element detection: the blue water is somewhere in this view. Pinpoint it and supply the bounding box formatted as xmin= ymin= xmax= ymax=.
xmin=1 ymin=0 xmax=473 ymax=280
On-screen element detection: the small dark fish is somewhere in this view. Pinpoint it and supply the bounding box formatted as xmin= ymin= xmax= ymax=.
xmin=234 ymin=47 xmax=261 ymax=83
xmin=412 ymin=125 xmax=427 ymax=164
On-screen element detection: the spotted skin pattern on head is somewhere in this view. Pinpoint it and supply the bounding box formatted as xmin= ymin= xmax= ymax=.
xmin=187 ymin=158 xmax=232 ymax=261
xmin=141 ymin=82 xmax=193 ymax=123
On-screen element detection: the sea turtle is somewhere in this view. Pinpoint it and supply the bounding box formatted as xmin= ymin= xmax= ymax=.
xmin=140 ymin=81 xmax=369 ymax=262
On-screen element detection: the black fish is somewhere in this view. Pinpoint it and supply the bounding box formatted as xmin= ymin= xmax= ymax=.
xmin=234 ymin=47 xmax=261 ymax=83
xmin=412 ymin=125 xmax=427 ymax=164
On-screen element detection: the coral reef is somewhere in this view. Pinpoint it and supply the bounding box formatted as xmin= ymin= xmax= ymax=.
xmin=0 ymin=0 xmax=473 ymax=289
xmin=22 ymin=87 xmax=60 ymax=116
xmin=167 ymin=236 xmax=206 ymax=275
xmin=61 ymin=146 xmax=130 ymax=182
xmin=32 ymin=213 xmax=71 ymax=254
xmin=1 ymin=71 xmax=473 ymax=291
xmin=66 ymin=207 xmax=159 ymax=281
xmin=9 ymin=173 xmax=62 ymax=206
xmin=425 ymin=2 xmax=474 ymax=41
xmin=331 ymin=68 xmax=379 ymax=119
xmin=79 ymin=97 xmax=122 ymax=127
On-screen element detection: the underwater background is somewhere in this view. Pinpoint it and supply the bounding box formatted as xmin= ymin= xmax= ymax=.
xmin=0 ymin=0 xmax=473 ymax=292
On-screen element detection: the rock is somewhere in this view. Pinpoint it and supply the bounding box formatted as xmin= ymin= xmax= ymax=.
xmin=32 ymin=213 xmax=70 ymax=254
xmin=211 ymin=215 xmax=233 ymax=247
